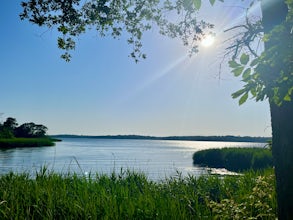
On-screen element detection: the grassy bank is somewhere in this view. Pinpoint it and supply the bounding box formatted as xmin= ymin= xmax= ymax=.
xmin=0 ymin=168 xmax=276 ymax=219
xmin=0 ymin=138 xmax=56 ymax=148
xmin=193 ymin=147 xmax=273 ymax=172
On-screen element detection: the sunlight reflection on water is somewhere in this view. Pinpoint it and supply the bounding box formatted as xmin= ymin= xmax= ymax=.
xmin=0 ymin=138 xmax=265 ymax=180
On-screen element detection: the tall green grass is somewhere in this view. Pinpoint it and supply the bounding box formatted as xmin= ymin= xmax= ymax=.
xmin=0 ymin=168 xmax=276 ymax=219
xmin=0 ymin=138 xmax=55 ymax=148
xmin=193 ymin=147 xmax=273 ymax=172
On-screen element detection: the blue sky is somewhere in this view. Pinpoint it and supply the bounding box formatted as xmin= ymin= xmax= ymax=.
xmin=0 ymin=0 xmax=271 ymax=136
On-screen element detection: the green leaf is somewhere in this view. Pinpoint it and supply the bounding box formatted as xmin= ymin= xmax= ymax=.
xmin=239 ymin=92 xmax=249 ymax=105
xmin=60 ymin=52 xmax=71 ymax=62
xmin=57 ymin=37 xmax=66 ymax=49
xmin=250 ymin=88 xmax=257 ymax=97
xmin=242 ymin=68 xmax=251 ymax=80
xmin=193 ymin=0 xmax=201 ymax=10
xmin=232 ymin=67 xmax=244 ymax=77
xmin=209 ymin=0 xmax=216 ymax=5
xmin=284 ymin=94 xmax=291 ymax=101
xmin=250 ymin=58 xmax=259 ymax=67
xmin=232 ymin=89 xmax=246 ymax=99
xmin=58 ymin=25 xmax=68 ymax=35
xmin=240 ymin=53 xmax=249 ymax=65
xmin=228 ymin=60 xmax=240 ymax=68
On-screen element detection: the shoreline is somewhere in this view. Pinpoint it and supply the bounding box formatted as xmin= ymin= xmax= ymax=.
xmin=0 ymin=137 xmax=56 ymax=148
xmin=51 ymin=134 xmax=270 ymax=143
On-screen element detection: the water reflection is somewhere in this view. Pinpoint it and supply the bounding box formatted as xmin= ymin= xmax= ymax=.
xmin=0 ymin=138 xmax=264 ymax=180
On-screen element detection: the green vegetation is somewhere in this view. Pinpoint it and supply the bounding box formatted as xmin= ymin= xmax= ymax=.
xmin=0 ymin=117 xmax=55 ymax=148
xmin=0 ymin=138 xmax=55 ymax=148
xmin=19 ymin=0 xmax=293 ymax=218
xmin=53 ymin=134 xmax=269 ymax=143
xmin=193 ymin=148 xmax=273 ymax=172
xmin=0 ymin=117 xmax=48 ymax=138
xmin=0 ymin=168 xmax=276 ymax=219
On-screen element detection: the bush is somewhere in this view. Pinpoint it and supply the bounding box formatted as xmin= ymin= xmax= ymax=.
xmin=0 ymin=127 xmax=14 ymax=139
xmin=208 ymin=173 xmax=276 ymax=219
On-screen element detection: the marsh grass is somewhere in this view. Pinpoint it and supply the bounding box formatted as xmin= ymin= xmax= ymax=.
xmin=193 ymin=147 xmax=273 ymax=172
xmin=0 ymin=168 xmax=276 ymax=219
xmin=0 ymin=138 xmax=55 ymax=148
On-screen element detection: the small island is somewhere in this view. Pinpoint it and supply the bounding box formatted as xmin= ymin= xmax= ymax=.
xmin=0 ymin=117 xmax=56 ymax=148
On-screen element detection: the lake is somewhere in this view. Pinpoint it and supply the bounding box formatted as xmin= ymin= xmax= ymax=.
xmin=0 ymin=138 xmax=265 ymax=180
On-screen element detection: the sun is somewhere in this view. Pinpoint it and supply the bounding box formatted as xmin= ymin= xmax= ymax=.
xmin=201 ymin=34 xmax=215 ymax=47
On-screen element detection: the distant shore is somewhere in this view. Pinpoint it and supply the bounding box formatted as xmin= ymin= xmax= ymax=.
xmin=50 ymin=134 xmax=270 ymax=143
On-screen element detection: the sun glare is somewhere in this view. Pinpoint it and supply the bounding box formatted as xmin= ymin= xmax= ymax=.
xmin=201 ymin=35 xmax=215 ymax=47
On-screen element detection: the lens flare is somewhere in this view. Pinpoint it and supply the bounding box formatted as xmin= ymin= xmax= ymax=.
xmin=201 ymin=35 xmax=215 ymax=47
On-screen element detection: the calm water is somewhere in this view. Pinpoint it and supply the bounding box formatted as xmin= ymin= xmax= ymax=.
xmin=0 ymin=138 xmax=265 ymax=180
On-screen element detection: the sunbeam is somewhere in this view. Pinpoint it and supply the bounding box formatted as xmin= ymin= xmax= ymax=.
xmin=222 ymin=1 xmax=262 ymax=30
xmin=117 ymin=54 xmax=189 ymax=105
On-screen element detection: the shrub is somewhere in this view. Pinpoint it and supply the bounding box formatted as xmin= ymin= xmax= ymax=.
xmin=0 ymin=127 xmax=14 ymax=139
xmin=208 ymin=173 xmax=276 ymax=219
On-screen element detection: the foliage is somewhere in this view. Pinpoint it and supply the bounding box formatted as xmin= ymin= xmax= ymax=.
xmin=229 ymin=0 xmax=293 ymax=106
xmin=193 ymin=147 xmax=273 ymax=172
xmin=208 ymin=173 xmax=276 ymax=219
xmin=0 ymin=128 xmax=14 ymax=139
xmin=0 ymin=138 xmax=55 ymax=148
xmin=20 ymin=0 xmax=216 ymax=61
xmin=20 ymin=0 xmax=292 ymax=105
xmin=14 ymin=123 xmax=48 ymax=138
xmin=18 ymin=1 xmax=293 ymax=218
xmin=0 ymin=117 xmax=48 ymax=139
xmin=0 ymin=168 xmax=275 ymax=219
xmin=3 ymin=117 xmax=18 ymax=131
xmin=0 ymin=118 xmax=17 ymax=139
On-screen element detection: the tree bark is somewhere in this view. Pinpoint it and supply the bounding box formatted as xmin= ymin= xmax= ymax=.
xmin=261 ymin=0 xmax=293 ymax=219
xmin=270 ymin=100 xmax=293 ymax=219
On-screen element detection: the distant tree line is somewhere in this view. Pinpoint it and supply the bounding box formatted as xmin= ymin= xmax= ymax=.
xmin=0 ymin=117 xmax=48 ymax=139
xmin=53 ymin=134 xmax=270 ymax=143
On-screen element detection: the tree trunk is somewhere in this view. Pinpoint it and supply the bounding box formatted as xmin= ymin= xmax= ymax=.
xmin=270 ymin=100 xmax=293 ymax=219
xmin=261 ymin=0 xmax=292 ymax=219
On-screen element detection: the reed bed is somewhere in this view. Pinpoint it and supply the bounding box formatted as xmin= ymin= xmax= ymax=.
xmin=0 ymin=138 xmax=55 ymax=148
xmin=0 ymin=168 xmax=276 ymax=219
xmin=193 ymin=147 xmax=273 ymax=172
